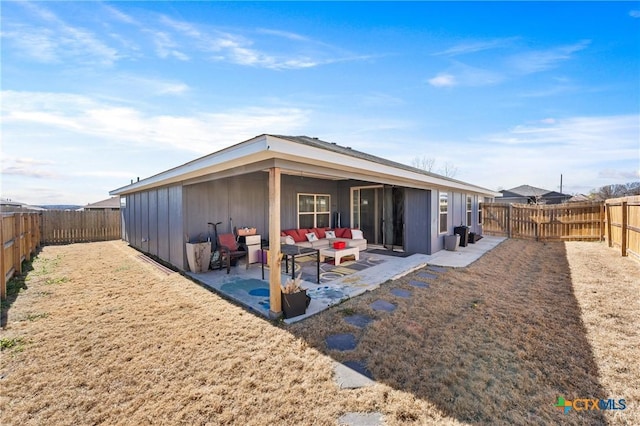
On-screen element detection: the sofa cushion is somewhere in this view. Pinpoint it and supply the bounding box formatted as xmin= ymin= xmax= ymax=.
xmin=334 ymin=228 xmax=353 ymax=239
xmin=283 ymin=229 xmax=307 ymax=243
xmin=312 ymin=227 xmax=328 ymax=239
xmin=351 ymin=229 xmax=364 ymax=240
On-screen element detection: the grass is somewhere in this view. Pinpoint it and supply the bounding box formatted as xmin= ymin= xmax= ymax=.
xmin=0 ymin=239 xmax=637 ymax=425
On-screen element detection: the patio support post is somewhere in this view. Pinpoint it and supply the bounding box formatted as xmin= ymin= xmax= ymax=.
xmin=268 ymin=167 xmax=283 ymax=318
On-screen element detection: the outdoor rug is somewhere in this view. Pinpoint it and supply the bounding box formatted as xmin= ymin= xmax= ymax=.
xmin=284 ymin=251 xmax=386 ymax=285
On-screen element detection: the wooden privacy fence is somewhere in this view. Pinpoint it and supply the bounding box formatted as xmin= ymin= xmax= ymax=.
xmin=605 ymin=195 xmax=640 ymax=259
xmin=2 ymin=210 xmax=122 ymax=299
xmin=1 ymin=213 xmax=40 ymax=300
xmin=481 ymin=202 xmax=605 ymax=242
xmin=41 ymin=210 xmax=121 ymax=245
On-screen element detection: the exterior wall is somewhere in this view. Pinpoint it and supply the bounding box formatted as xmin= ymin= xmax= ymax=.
xmin=183 ymin=173 xmax=268 ymax=242
xmin=281 ymin=175 xmax=339 ymax=230
xmin=404 ymin=188 xmax=432 ymax=254
xmin=119 ymin=173 xmax=489 ymax=270
xmin=120 ymin=184 xmax=184 ymax=269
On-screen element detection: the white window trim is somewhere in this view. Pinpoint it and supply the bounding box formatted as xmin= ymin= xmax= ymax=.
xmin=297 ymin=193 xmax=331 ymax=228
xmin=439 ymin=191 xmax=448 ymax=234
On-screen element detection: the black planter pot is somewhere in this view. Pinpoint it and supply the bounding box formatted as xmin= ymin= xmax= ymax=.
xmin=282 ymin=290 xmax=311 ymax=319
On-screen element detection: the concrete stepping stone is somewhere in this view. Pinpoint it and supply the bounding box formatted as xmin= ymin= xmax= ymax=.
xmin=428 ymin=265 xmax=448 ymax=273
xmin=409 ymin=280 xmax=429 ymax=288
xmin=344 ymin=314 xmax=374 ymax=328
xmin=338 ymin=412 xmax=384 ymax=426
xmin=370 ymin=299 xmax=396 ymax=312
xmin=334 ymin=361 xmax=374 ymax=390
xmin=343 ymin=360 xmax=374 ymax=380
xmin=326 ymin=333 xmax=357 ymax=351
xmin=390 ymin=288 xmax=412 ymax=298
xmin=418 ymin=272 xmax=438 ymax=279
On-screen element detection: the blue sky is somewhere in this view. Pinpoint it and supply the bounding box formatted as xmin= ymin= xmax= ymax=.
xmin=2 ymin=1 xmax=639 ymax=205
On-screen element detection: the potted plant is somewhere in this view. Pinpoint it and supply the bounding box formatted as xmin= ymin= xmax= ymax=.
xmin=281 ymin=274 xmax=311 ymax=318
xmin=185 ymin=235 xmax=211 ymax=273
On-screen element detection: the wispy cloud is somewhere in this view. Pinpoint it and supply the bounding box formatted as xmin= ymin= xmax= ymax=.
xmin=428 ymin=62 xmax=503 ymax=88
xmin=3 ymin=2 xmax=120 ymax=66
xmin=507 ymin=40 xmax=591 ymax=74
xmin=2 ymin=90 xmax=310 ymax=154
xmin=428 ymin=73 xmax=457 ymax=87
xmin=434 ymin=37 xmax=518 ymax=56
xmin=487 ymin=115 xmax=638 ymax=150
xmin=630 ymin=10 xmax=640 ymax=18
xmin=1 ymin=157 xmax=59 ymax=179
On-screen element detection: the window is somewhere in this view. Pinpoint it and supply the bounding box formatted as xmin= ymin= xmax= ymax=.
xmin=466 ymin=195 xmax=473 ymax=226
xmin=298 ymin=194 xmax=330 ymax=228
xmin=120 ymin=197 xmax=126 ymax=208
xmin=439 ymin=192 xmax=448 ymax=233
xmin=479 ymin=197 xmax=489 ymax=224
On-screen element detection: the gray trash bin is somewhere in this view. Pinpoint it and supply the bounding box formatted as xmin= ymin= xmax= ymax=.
xmin=445 ymin=234 xmax=460 ymax=251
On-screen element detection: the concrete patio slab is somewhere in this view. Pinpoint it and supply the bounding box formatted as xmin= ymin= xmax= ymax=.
xmin=185 ymin=235 xmax=505 ymax=322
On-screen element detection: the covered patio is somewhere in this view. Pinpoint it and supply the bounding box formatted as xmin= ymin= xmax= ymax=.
xmin=186 ymin=235 xmax=505 ymax=323
xmin=112 ymin=134 xmax=500 ymax=319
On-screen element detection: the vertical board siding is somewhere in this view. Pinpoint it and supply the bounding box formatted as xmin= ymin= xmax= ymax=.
xmin=1 ymin=213 xmax=41 ymax=299
xmin=606 ymin=196 xmax=640 ymax=259
xmin=168 ymin=185 xmax=184 ymax=269
xmin=481 ymin=202 xmax=606 ymax=242
xmin=41 ymin=210 xmax=121 ymax=245
xmin=404 ymin=188 xmax=431 ymax=254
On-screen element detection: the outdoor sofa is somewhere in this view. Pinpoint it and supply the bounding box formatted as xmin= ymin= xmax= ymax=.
xmin=280 ymin=227 xmax=367 ymax=251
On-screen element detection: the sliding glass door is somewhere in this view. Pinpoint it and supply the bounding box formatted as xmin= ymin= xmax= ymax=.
xmin=351 ymin=186 xmax=404 ymax=248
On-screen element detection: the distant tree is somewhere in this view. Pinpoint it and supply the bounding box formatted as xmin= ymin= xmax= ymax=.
xmin=410 ymin=156 xmax=435 ymax=172
xmin=410 ymin=156 xmax=458 ymax=178
xmin=439 ymin=162 xmax=458 ymax=179
xmin=589 ymin=181 xmax=640 ymax=200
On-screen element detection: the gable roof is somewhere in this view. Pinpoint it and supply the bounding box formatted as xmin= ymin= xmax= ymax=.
xmin=501 ymin=185 xmax=553 ymax=197
xmin=110 ymin=134 xmax=500 ymax=197
xmin=83 ymin=196 xmax=121 ymax=209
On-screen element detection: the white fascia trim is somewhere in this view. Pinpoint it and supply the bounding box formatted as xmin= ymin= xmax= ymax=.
xmin=266 ymin=136 xmax=499 ymax=196
xmin=110 ymin=135 xmax=270 ymax=195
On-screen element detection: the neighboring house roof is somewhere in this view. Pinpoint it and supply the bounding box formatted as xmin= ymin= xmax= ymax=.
xmin=82 ymin=196 xmax=121 ymax=210
xmin=499 ymin=185 xmax=570 ymax=203
xmin=0 ymin=198 xmax=46 ymax=212
xmin=568 ymin=194 xmax=591 ymax=202
xmin=110 ymin=134 xmax=500 ymax=197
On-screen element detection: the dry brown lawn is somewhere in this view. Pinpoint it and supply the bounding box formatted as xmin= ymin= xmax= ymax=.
xmin=0 ymin=239 xmax=637 ymax=425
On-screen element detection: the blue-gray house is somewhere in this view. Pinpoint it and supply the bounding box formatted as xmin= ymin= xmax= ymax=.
xmin=110 ymin=134 xmax=498 ymax=315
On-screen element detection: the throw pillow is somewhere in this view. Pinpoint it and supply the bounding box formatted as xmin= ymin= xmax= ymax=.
xmin=306 ymin=232 xmax=318 ymax=242
xmin=351 ymin=229 xmax=364 ymax=240
xmin=285 ymin=235 xmax=295 ymax=245
xmin=325 ymin=230 xmax=336 ymax=239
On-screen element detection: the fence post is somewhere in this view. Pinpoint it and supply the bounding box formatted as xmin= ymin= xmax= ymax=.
xmin=508 ymin=204 xmax=513 ymax=238
xmin=13 ymin=213 xmax=22 ymax=276
xmin=600 ymin=203 xmax=605 ymax=241
xmin=1 ymin=216 xmax=5 ymax=300
xmin=606 ymin=203 xmax=613 ymax=247
xmin=621 ymin=201 xmax=628 ymax=257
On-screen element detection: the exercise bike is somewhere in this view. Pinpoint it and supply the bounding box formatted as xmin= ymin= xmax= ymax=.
xmin=207 ymin=221 xmax=223 ymax=270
